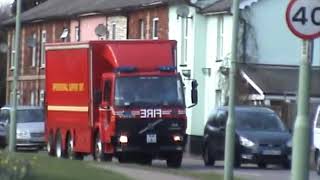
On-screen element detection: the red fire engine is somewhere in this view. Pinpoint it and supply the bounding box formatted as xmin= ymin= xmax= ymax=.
xmin=45 ymin=40 xmax=197 ymax=167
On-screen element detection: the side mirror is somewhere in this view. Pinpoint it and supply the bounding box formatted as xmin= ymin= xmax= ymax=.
xmin=188 ymin=80 xmax=198 ymax=108
xmin=191 ymin=80 xmax=198 ymax=105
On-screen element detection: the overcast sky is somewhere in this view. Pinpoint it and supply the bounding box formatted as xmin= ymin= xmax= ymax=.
xmin=0 ymin=0 xmax=14 ymax=5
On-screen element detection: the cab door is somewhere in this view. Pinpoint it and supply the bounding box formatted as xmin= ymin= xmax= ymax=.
xmin=100 ymin=78 xmax=114 ymax=145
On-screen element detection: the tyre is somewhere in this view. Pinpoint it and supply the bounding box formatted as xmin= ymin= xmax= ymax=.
xmin=94 ymin=133 xmax=112 ymax=162
xmin=282 ymin=160 xmax=291 ymax=169
xmin=203 ymin=144 xmax=215 ymax=166
xmin=316 ymin=153 xmax=320 ymax=175
xmin=118 ymin=153 xmax=129 ymax=163
xmin=47 ymin=133 xmax=55 ymax=156
xmin=55 ymin=132 xmax=63 ymax=158
xmin=138 ymin=154 xmax=152 ymax=165
xmin=66 ymin=134 xmax=83 ymax=160
xmin=166 ymin=152 xmax=183 ymax=168
xmin=258 ymin=162 xmax=267 ymax=169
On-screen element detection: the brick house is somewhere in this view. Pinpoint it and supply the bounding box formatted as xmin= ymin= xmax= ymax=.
xmin=3 ymin=0 xmax=178 ymax=106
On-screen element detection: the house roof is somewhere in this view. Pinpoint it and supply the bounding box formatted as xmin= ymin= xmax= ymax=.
xmin=240 ymin=64 xmax=320 ymax=97
xmin=3 ymin=0 xmax=183 ymax=25
xmin=200 ymin=0 xmax=258 ymax=14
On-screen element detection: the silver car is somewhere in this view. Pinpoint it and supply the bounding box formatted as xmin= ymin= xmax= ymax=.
xmin=0 ymin=106 xmax=45 ymax=151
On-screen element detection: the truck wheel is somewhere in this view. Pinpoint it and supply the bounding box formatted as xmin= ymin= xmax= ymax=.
xmin=66 ymin=134 xmax=83 ymax=160
xmin=166 ymin=152 xmax=183 ymax=168
xmin=47 ymin=133 xmax=55 ymax=156
xmin=55 ymin=132 xmax=64 ymax=158
xmin=203 ymin=144 xmax=215 ymax=166
xmin=94 ymin=133 xmax=112 ymax=162
xmin=316 ymin=153 xmax=320 ymax=175
xmin=138 ymin=154 xmax=152 ymax=165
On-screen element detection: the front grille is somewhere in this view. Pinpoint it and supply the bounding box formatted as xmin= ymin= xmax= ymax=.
xmin=259 ymin=144 xmax=281 ymax=148
xmin=30 ymin=132 xmax=44 ymax=138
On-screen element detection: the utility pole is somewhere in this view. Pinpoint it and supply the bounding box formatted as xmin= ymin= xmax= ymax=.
xmin=9 ymin=0 xmax=22 ymax=152
xmin=224 ymin=0 xmax=240 ymax=180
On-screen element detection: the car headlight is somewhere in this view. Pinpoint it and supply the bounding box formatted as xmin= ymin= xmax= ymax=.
xmin=17 ymin=130 xmax=30 ymax=139
xmin=286 ymin=139 xmax=292 ymax=148
xmin=240 ymin=136 xmax=255 ymax=147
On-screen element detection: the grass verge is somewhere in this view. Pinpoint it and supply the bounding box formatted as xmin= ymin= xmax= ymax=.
xmin=0 ymin=152 xmax=131 ymax=180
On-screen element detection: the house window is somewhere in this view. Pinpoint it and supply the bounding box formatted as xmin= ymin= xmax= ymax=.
xmin=139 ymin=19 xmax=145 ymax=39
xmin=31 ymin=33 xmax=37 ymax=67
xmin=40 ymin=89 xmax=45 ymax=106
xmin=60 ymin=28 xmax=69 ymax=42
xmin=10 ymin=32 xmax=16 ymax=70
xmin=182 ymin=18 xmax=189 ymax=65
xmin=112 ymin=23 xmax=116 ymax=40
xmin=217 ymin=16 xmax=224 ymax=61
xmin=30 ymin=91 xmax=35 ymax=106
xmin=152 ymin=17 xmax=159 ymax=39
xmin=75 ymin=26 xmax=80 ymax=41
xmin=40 ymin=30 xmax=47 ymax=68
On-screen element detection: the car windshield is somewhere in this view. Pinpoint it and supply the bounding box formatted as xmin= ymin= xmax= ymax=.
xmin=115 ymin=76 xmax=185 ymax=107
xmin=236 ymin=111 xmax=286 ymax=131
xmin=17 ymin=109 xmax=44 ymax=123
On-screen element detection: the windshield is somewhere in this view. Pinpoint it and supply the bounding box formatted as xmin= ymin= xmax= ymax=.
xmin=17 ymin=109 xmax=44 ymax=123
xmin=115 ymin=76 xmax=185 ymax=107
xmin=236 ymin=111 xmax=286 ymax=131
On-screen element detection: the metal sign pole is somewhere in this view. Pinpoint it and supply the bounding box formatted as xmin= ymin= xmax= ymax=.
xmin=291 ymin=39 xmax=312 ymax=180
xmin=224 ymin=0 xmax=240 ymax=179
xmin=9 ymin=0 xmax=22 ymax=152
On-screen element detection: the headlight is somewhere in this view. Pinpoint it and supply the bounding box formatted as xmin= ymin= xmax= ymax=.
xmin=240 ymin=136 xmax=255 ymax=147
xmin=16 ymin=130 xmax=30 ymax=139
xmin=286 ymin=139 xmax=292 ymax=148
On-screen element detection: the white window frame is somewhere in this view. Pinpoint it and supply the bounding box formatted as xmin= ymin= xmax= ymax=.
xmin=152 ymin=17 xmax=159 ymax=40
xmin=112 ymin=23 xmax=116 ymax=40
xmin=30 ymin=91 xmax=35 ymax=106
xmin=216 ymin=16 xmax=224 ymax=61
xmin=182 ymin=18 xmax=189 ymax=65
xmin=75 ymin=26 xmax=80 ymax=42
xmin=10 ymin=32 xmax=16 ymax=70
xmin=139 ymin=19 xmax=145 ymax=39
xmin=31 ymin=33 xmax=37 ymax=67
xmin=40 ymin=30 xmax=47 ymax=68
xmin=40 ymin=89 xmax=45 ymax=106
xmin=60 ymin=28 xmax=69 ymax=42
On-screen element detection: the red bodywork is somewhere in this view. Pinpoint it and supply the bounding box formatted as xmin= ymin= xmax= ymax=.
xmin=45 ymin=40 xmax=186 ymax=155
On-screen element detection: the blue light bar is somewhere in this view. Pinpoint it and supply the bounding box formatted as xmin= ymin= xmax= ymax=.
xmin=115 ymin=66 xmax=136 ymax=73
xmin=159 ymin=66 xmax=176 ymax=72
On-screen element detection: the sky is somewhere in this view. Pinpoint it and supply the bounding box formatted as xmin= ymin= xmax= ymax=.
xmin=0 ymin=0 xmax=14 ymax=5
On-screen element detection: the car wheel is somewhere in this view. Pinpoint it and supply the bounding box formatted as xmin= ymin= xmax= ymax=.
xmin=316 ymin=153 xmax=320 ymax=175
xmin=55 ymin=132 xmax=63 ymax=158
xmin=203 ymin=144 xmax=215 ymax=166
xmin=118 ymin=153 xmax=129 ymax=163
xmin=258 ymin=162 xmax=267 ymax=169
xmin=166 ymin=152 xmax=183 ymax=168
xmin=282 ymin=160 xmax=291 ymax=169
xmin=66 ymin=134 xmax=83 ymax=160
xmin=94 ymin=133 xmax=112 ymax=162
xmin=47 ymin=133 xmax=55 ymax=156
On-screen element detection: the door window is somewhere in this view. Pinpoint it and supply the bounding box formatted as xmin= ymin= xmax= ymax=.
xmin=317 ymin=113 xmax=320 ymax=128
xmin=104 ymin=81 xmax=111 ymax=102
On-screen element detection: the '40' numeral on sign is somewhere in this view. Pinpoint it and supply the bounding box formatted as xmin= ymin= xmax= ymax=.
xmin=292 ymin=6 xmax=320 ymax=25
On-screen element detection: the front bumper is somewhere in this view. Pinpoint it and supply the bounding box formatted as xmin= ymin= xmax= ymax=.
xmin=239 ymin=145 xmax=291 ymax=164
xmin=112 ymin=134 xmax=186 ymax=154
xmin=16 ymin=137 xmax=45 ymax=150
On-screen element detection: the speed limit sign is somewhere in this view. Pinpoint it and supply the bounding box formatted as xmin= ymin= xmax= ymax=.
xmin=286 ymin=0 xmax=320 ymax=39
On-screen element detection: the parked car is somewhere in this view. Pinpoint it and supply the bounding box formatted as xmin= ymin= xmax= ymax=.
xmin=202 ymin=106 xmax=292 ymax=169
xmin=313 ymin=106 xmax=320 ymax=175
xmin=0 ymin=106 xmax=45 ymax=151
xmin=0 ymin=125 xmax=6 ymax=148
